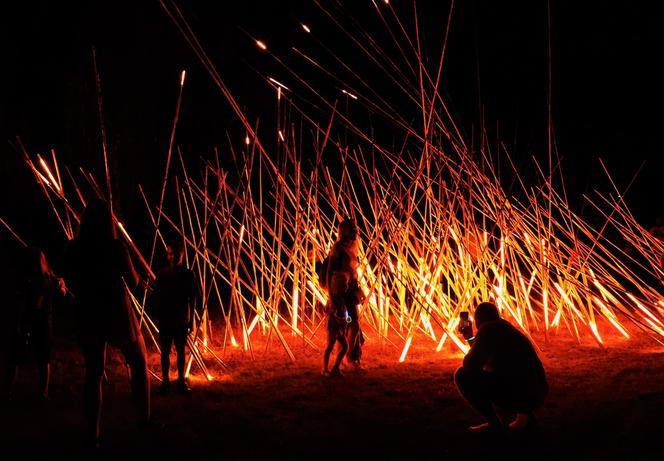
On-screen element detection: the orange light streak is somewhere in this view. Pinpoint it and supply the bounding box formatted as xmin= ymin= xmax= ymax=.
xmin=38 ymin=155 xmax=61 ymax=192
xmin=50 ymin=149 xmax=63 ymax=191
xmin=543 ymin=287 xmax=549 ymax=329
xmin=592 ymin=296 xmax=630 ymax=338
xmin=341 ymin=89 xmax=358 ymax=100
xmin=247 ymin=299 xmax=264 ymax=335
xmin=268 ymin=77 xmax=290 ymax=91
xmin=643 ymin=317 xmax=664 ymax=336
xmin=398 ymin=336 xmax=412 ymax=362
xmin=256 ymin=40 xmax=267 ymax=50
xmin=116 ymin=221 xmax=133 ymax=243
xmin=449 ymin=331 xmax=470 ymax=354
xmin=306 ymin=280 xmax=328 ymax=305
xmin=185 ymin=354 xmax=193 ymax=378
xmin=553 ymin=282 xmax=587 ymax=325
xmin=34 ymin=170 xmax=52 ymax=188
xmin=291 ymin=287 xmax=299 ymax=334
xmin=626 ymin=293 xmax=664 ymax=328
xmin=589 ymin=321 xmax=603 ymax=344
xmin=436 ymin=318 xmax=459 ymax=352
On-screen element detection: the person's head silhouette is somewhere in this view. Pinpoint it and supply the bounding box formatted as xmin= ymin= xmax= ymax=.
xmin=338 ymin=218 xmax=357 ymax=242
xmin=474 ymin=301 xmax=500 ymax=329
xmin=166 ymin=241 xmax=185 ymax=267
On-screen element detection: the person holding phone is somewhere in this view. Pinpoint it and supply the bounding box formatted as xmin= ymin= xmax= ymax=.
xmin=455 ymin=302 xmax=548 ymax=432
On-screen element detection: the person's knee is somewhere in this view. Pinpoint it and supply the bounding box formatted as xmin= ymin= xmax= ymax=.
xmin=454 ymin=366 xmax=469 ymax=387
xmin=175 ymin=336 xmax=187 ymax=352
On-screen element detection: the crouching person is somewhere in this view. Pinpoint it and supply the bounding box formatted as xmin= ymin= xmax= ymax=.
xmin=455 ymin=302 xmax=548 ymax=432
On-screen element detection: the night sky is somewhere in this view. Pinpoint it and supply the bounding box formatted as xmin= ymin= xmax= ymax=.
xmin=2 ymin=1 xmax=664 ymax=255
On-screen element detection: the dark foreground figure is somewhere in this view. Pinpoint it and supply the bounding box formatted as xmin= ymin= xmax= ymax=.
xmin=61 ymin=198 xmax=151 ymax=448
xmin=4 ymin=246 xmax=65 ymax=400
xmin=455 ymin=301 xmax=548 ymax=432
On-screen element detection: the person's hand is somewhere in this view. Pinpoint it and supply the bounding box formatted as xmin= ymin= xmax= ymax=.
xmin=57 ymin=278 xmax=67 ymax=296
xmin=458 ymin=323 xmax=474 ymax=341
xmin=187 ymin=322 xmax=194 ymax=334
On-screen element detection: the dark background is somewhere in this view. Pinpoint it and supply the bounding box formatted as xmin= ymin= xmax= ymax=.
xmin=2 ymin=0 xmax=663 ymax=259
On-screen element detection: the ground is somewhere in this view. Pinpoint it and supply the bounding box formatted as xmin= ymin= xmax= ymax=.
xmin=3 ymin=312 xmax=664 ymax=460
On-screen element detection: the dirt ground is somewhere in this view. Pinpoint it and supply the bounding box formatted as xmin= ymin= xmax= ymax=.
xmin=3 ymin=309 xmax=664 ymax=461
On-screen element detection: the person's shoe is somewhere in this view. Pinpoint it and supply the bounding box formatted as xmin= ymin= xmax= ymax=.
xmin=468 ymin=421 xmax=505 ymax=433
xmin=328 ymin=368 xmax=344 ymax=377
xmin=351 ymin=361 xmax=365 ymax=371
xmin=158 ymin=380 xmax=171 ymax=395
xmin=509 ymin=412 xmax=536 ymax=432
xmin=321 ymin=369 xmax=331 ymax=377
xmin=176 ymin=379 xmax=192 ymax=394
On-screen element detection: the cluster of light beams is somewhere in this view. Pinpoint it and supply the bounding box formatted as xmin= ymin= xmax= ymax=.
xmin=10 ymin=2 xmax=664 ymax=376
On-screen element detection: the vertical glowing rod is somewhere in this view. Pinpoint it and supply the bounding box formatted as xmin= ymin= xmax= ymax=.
xmin=50 ymin=148 xmax=63 ymax=190
xmin=398 ymin=336 xmax=412 ymax=362
xmin=92 ymin=46 xmax=112 ymax=208
xmin=292 ymin=286 xmax=299 ymax=335
xmin=543 ymin=287 xmax=549 ymax=330
xmin=147 ymin=69 xmax=187 ymax=278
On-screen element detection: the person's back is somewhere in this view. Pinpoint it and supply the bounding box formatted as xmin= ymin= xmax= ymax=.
xmin=63 ymin=236 xmax=139 ymax=342
xmin=153 ymin=264 xmax=196 ymax=330
xmin=464 ymin=318 xmax=547 ymax=397
xmin=63 ymin=238 xmax=133 ymax=300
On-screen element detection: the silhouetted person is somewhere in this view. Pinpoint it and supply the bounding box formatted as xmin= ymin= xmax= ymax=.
xmin=322 ymin=218 xmax=360 ymax=376
xmin=343 ymin=229 xmax=365 ymax=369
xmin=61 ymin=198 xmax=150 ymax=448
xmin=3 ymin=246 xmax=65 ymax=400
xmin=455 ymin=301 xmax=548 ymax=432
xmin=151 ymin=241 xmax=198 ymax=394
